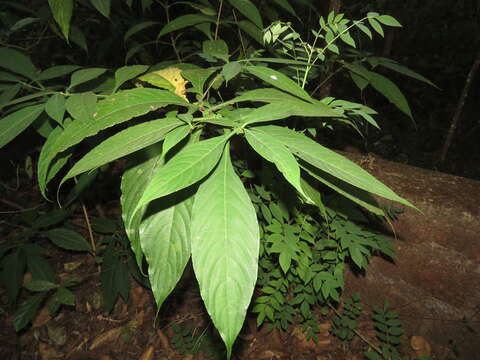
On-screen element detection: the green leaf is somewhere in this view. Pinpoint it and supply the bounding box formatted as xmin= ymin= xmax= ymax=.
xmin=135 ymin=134 xmax=229 ymax=213
xmin=0 ymin=71 xmax=23 ymax=83
xmin=355 ymin=22 xmax=372 ymax=39
xmin=203 ymin=39 xmax=229 ymax=61
xmin=70 ymin=25 xmax=88 ymax=52
xmin=245 ymin=127 xmax=308 ymax=201
xmin=0 ymin=104 xmax=44 ymax=149
xmin=182 ymin=67 xmax=218 ymax=94
xmin=65 ymin=92 xmax=97 ymax=121
xmin=45 ymin=228 xmax=92 ymax=251
xmin=31 ymin=208 xmax=72 ymax=229
xmin=121 ymin=147 xmax=163 ymax=267
xmin=124 ymin=21 xmax=159 ymax=42
xmin=191 ymin=146 xmax=259 ymax=358
xmin=36 ymin=65 xmax=81 ymax=81
xmin=237 ymin=20 xmax=263 ymax=44
xmin=13 ymin=294 xmax=46 ymax=331
xmin=0 ymin=47 xmax=37 ymax=79
xmin=45 ymin=94 xmax=66 ymax=124
xmin=101 ymin=248 xmax=130 ymax=312
xmin=273 ymin=0 xmax=297 ymax=17
xmin=227 ymin=0 xmax=263 ymax=29
xmin=158 ymin=14 xmax=214 ymax=38
xmin=279 ymin=252 xmax=291 ymax=273
xmin=221 ymin=62 xmax=242 ymax=82
xmin=240 ymin=99 xmax=338 ymax=125
xmin=367 ymin=71 xmax=413 ymax=119
xmin=245 ymin=66 xmax=311 ymax=102
xmin=55 ymin=286 xmax=75 ymax=306
xmin=1 ymin=251 xmax=26 ymax=302
xmin=68 ymin=68 xmax=107 ymax=90
xmin=350 ymin=71 xmax=369 ymax=91
xmin=24 ymin=280 xmax=58 ymax=292
xmin=113 ymin=65 xmax=149 ymax=93
xmin=48 ymin=0 xmax=73 ymax=40
xmin=27 ymin=255 xmax=56 ymax=282
xmin=38 ymin=88 xmax=188 ymax=196
xmin=231 ymin=88 xmax=305 ymax=104
xmin=347 ymin=64 xmax=412 ymax=119
xmin=260 ymin=125 xmax=415 ymax=209
xmin=339 ymin=31 xmax=356 ymax=47
xmin=367 ymin=16 xmax=384 ymax=37
xmin=376 ymin=15 xmax=402 ymax=27
xmin=162 ymin=125 xmax=190 ymax=156
xmin=141 ymin=191 xmax=193 ymax=309
xmin=90 ymin=0 xmax=110 ymax=18
xmin=302 ymin=169 xmax=384 ymax=216
xmin=62 ymin=117 xmax=182 ymax=184
xmin=369 ymin=57 xmax=438 ymax=88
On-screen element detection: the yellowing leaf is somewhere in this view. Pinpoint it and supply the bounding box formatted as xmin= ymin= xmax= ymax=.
xmin=138 ymin=67 xmax=189 ymax=101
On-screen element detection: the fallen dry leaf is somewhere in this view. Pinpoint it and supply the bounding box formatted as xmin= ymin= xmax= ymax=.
xmin=33 ymin=306 xmax=52 ymax=328
xmin=89 ymin=327 xmax=122 ymax=350
xmin=410 ymin=335 xmax=432 ymax=357
xmin=139 ymin=345 xmax=155 ymax=360
xmin=38 ymin=342 xmax=63 ymax=360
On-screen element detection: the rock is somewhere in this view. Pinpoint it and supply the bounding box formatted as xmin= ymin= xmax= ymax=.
xmin=341 ymin=152 xmax=480 ymax=359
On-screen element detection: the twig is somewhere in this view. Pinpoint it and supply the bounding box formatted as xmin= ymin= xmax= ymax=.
xmin=214 ymin=0 xmax=224 ymax=41
xmin=80 ymin=200 xmax=96 ymax=254
xmin=73 ymin=177 xmax=96 ymax=255
xmin=439 ymin=49 xmax=480 ymax=163
xmin=0 ymin=199 xmax=41 ymax=214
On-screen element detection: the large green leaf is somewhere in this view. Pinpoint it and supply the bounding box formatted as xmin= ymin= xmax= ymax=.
xmin=231 ymin=88 xmax=304 ymax=104
xmin=35 ymin=65 xmax=81 ymax=81
xmin=245 ymin=66 xmax=312 ymax=102
xmin=191 ymin=146 xmax=259 ymax=358
xmin=0 ymin=104 xmax=44 ymax=149
xmin=121 ymin=146 xmax=163 ymax=267
xmin=301 ymin=165 xmax=385 ymax=216
xmin=245 ymin=127 xmax=308 ymax=200
xmin=141 ymin=191 xmax=193 ymax=309
xmin=227 ymin=0 xmax=263 ymax=29
xmin=62 ymin=117 xmax=182 ymax=184
xmin=68 ymin=68 xmax=107 ymax=90
xmin=237 ymin=20 xmax=263 ymax=44
xmin=48 ymin=0 xmax=73 ymax=40
xmin=240 ymin=100 xmax=338 ymax=126
xmin=158 ymin=14 xmax=214 ymax=38
xmin=124 ymin=21 xmax=159 ymax=42
xmin=368 ymin=57 xmax=438 ymax=89
xmin=259 ymin=125 xmax=415 ymax=208
xmin=0 ymin=47 xmax=37 ymax=79
xmin=346 ymin=64 xmax=413 ymax=119
xmin=273 ymin=0 xmax=297 ymax=17
xmin=37 ymin=88 xmax=188 ymax=196
xmin=135 ymin=134 xmax=230 ymax=213
xmin=44 ymin=228 xmax=92 ymax=251
xmin=113 ymin=65 xmax=149 ymax=93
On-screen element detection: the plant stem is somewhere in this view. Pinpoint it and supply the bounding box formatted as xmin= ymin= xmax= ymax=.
xmin=214 ymin=0 xmax=223 ymax=41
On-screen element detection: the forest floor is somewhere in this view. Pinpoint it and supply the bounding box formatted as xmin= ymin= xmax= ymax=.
xmin=0 ymin=156 xmax=434 ymax=360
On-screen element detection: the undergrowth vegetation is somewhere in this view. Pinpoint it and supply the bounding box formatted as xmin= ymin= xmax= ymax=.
xmin=0 ymin=0 xmax=437 ymax=358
